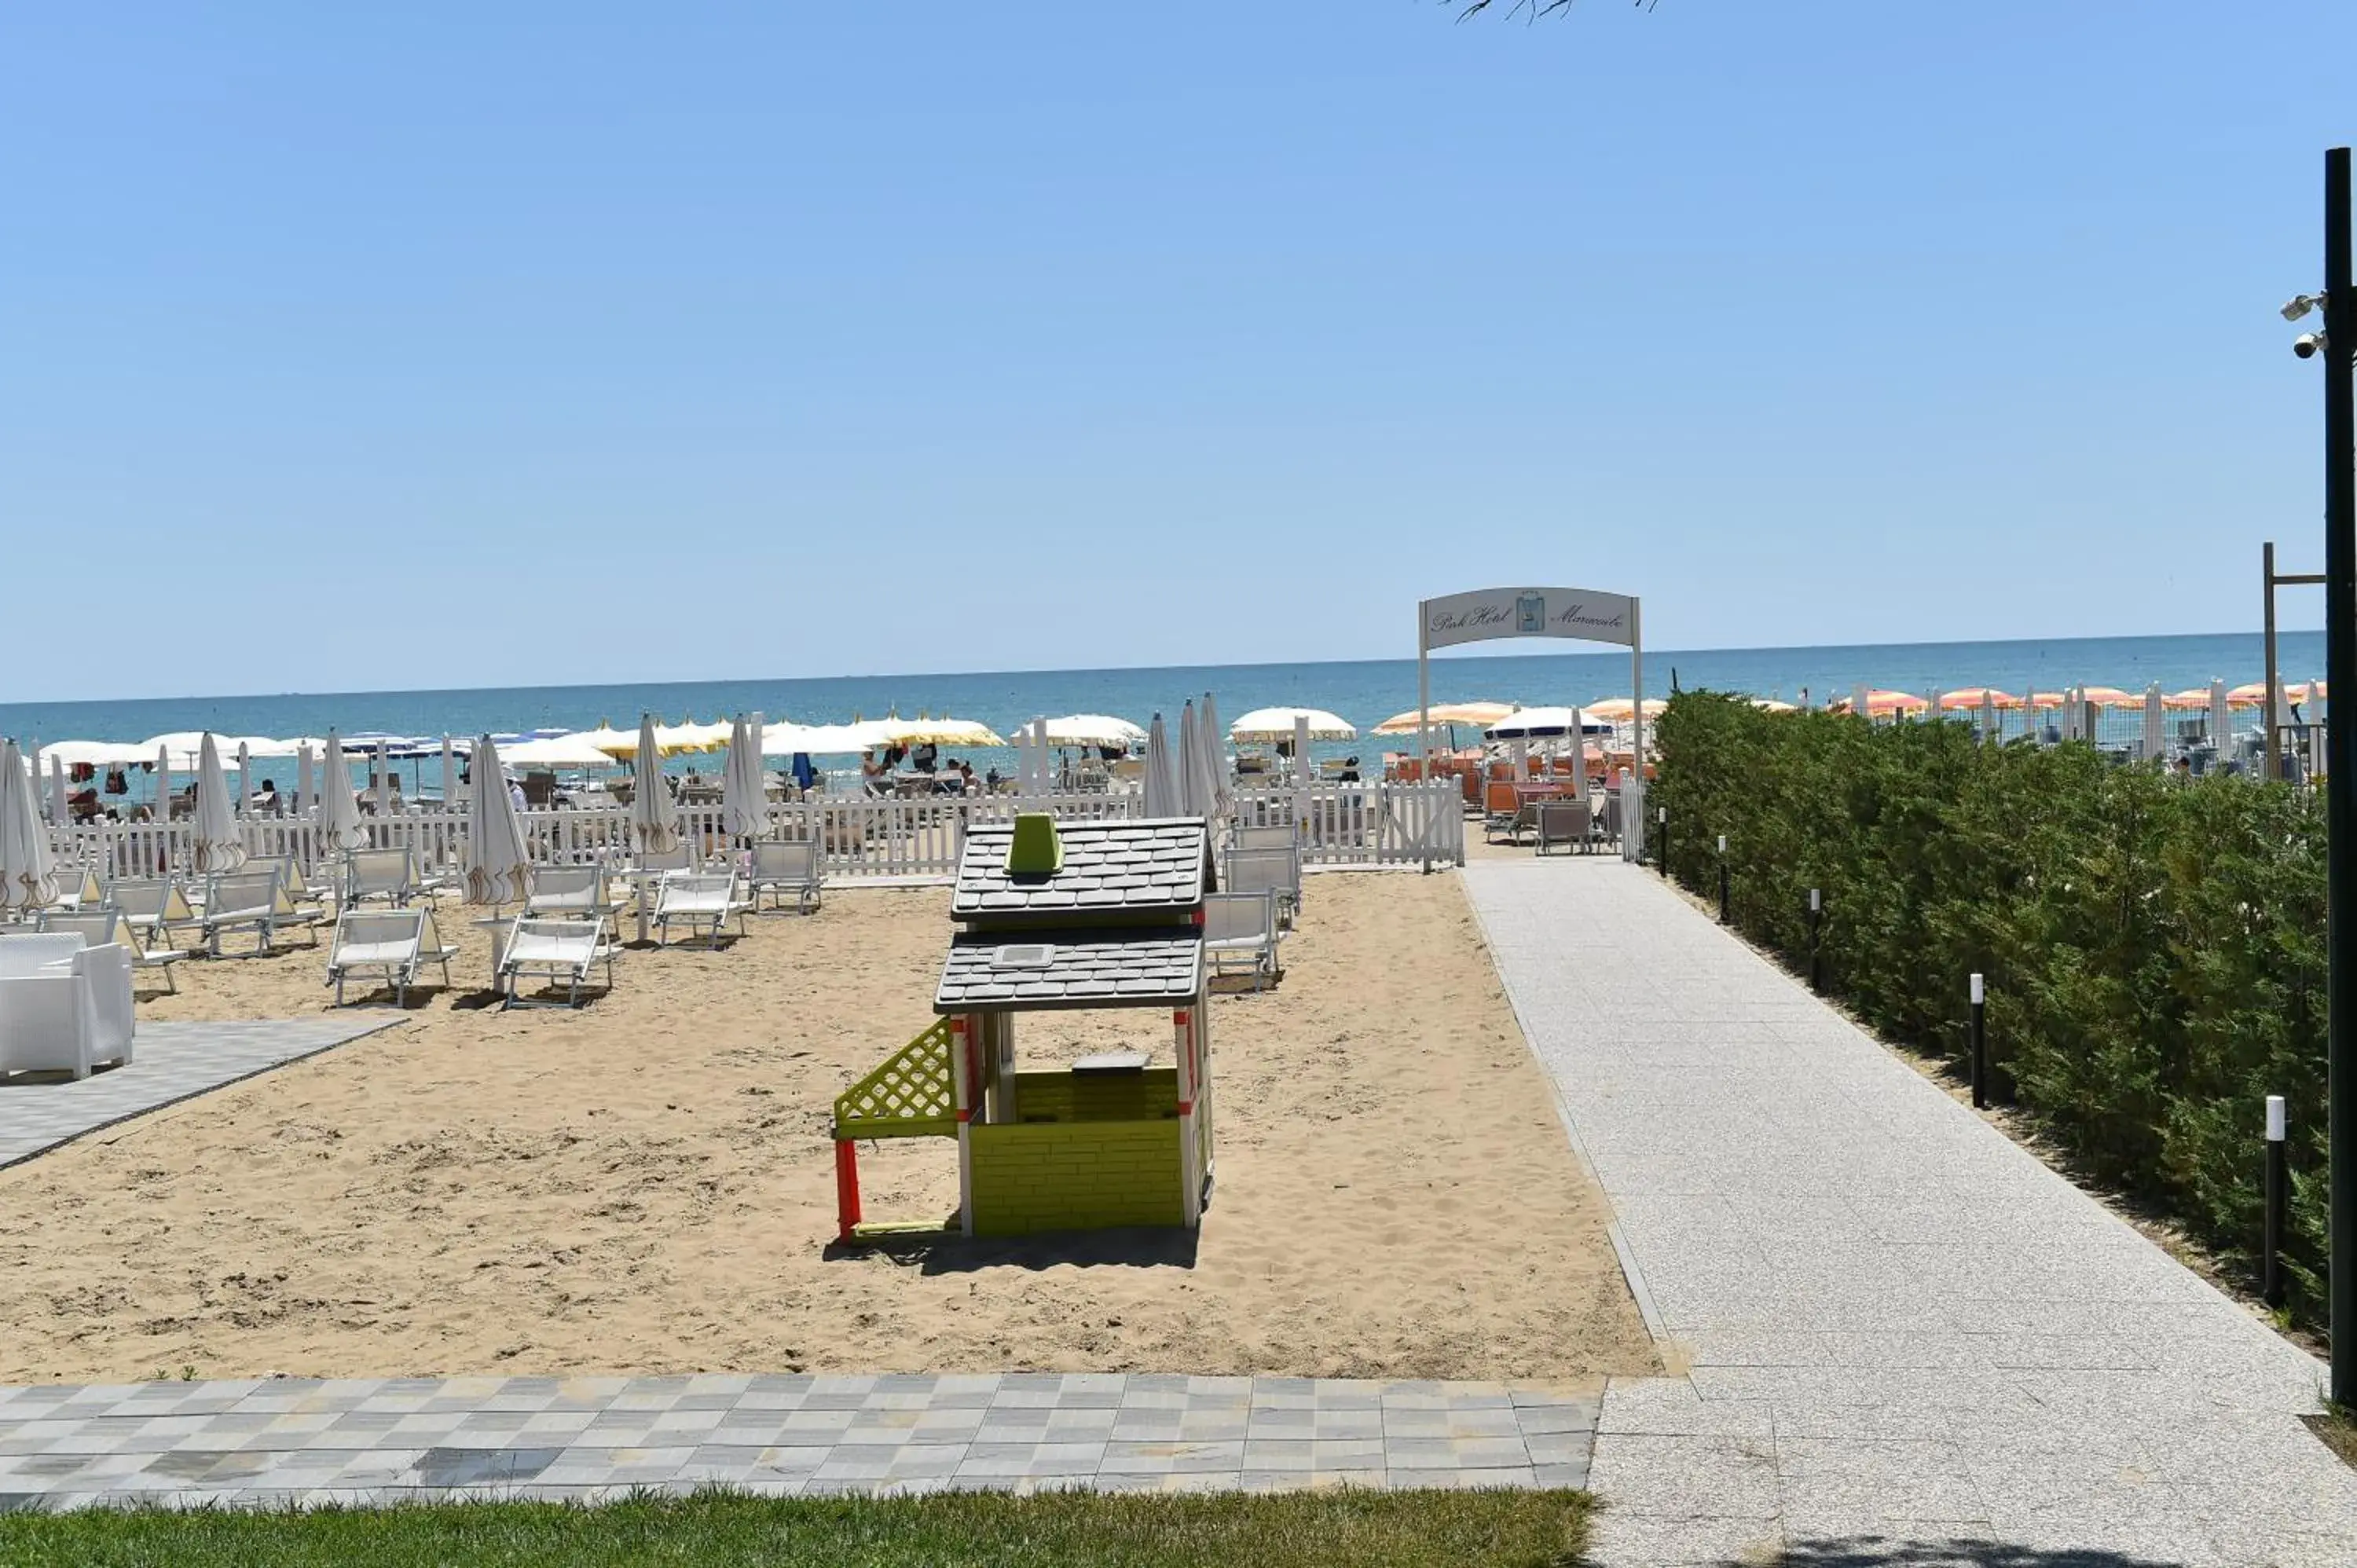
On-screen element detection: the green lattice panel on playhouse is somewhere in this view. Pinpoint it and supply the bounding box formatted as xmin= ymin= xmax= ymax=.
xmin=834 ymin=1018 xmax=957 ymax=1139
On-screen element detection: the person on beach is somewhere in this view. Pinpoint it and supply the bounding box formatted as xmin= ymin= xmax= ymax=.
xmin=860 ymin=751 xmax=889 ymax=797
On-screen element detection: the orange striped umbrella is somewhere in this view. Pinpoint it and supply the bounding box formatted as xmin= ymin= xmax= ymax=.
xmin=1831 ymin=689 xmax=1930 ymax=718
xmin=1937 ymin=687 xmax=2022 ymax=710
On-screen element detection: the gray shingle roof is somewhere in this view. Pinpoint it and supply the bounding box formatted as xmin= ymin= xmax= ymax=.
xmin=951 ymin=818 xmax=1211 ymax=929
xmin=934 ymin=929 xmax=1204 ymax=1013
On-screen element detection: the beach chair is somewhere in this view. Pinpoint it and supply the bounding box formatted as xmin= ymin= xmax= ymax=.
xmin=38 ymin=907 xmax=192 ymax=994
xmin=102 ymin=875 xmax=201 ymax=949
xmin=0 ymin=932 xmax=135 ymax=1079
xmin=342 ymin=847 xmax=446 ymax=910
xmin=1534 ymin=798 xmax=1593 ymax=855
xmin=1223 ymin=844 xmax=1302 ymax=930
xmin=47 ymin=861 xmax=101 ymax=911
xmin=200 ymin=868 xmax=301 ymax=956
xmin=497 ymin=916 xmax=616 ymax=1009
xmin=1232 ymin=822 xmax=1299 ymax=854
xmin=632 ymin=841 xmax=700 ymax=875
xmin=747 ymin=838 xmax=824 ymax=914
xmin=653 ymin=870 xmax=749 ymax=947
xmin=324 ymin=908 xmax=456 ymax=1006
xmin=523 ymin=863 xmax=622 ymax=923
xmin=1202 ymin=888 xmax=1281 ymax=990
xmin=250 ymin=852 xmax=332 ymax=907
xmin=1482 ymin=779 xmax=1526 ymax=843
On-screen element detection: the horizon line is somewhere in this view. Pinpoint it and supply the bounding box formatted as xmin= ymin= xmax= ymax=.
xmin=0 ymin=625 xmax=2328 ymax=714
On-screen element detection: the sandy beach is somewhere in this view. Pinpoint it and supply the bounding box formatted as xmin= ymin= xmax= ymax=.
xmin=0 ymin=870 xmax=1654 ymax=1387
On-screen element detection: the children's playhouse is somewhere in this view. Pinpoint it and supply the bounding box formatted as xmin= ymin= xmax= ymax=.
xmin=831 ymin=814 xmax=1216 ymax=1242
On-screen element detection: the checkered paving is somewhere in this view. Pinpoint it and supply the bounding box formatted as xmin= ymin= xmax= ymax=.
xmin=0 ymin=1017 xmax=403 ymax=1169
xmin=0 ymin=1373 xmax=1600 ymax=1508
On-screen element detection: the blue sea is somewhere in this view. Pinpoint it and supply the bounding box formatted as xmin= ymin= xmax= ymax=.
xmin=0 ymin=630 xmax=2323 ymax=795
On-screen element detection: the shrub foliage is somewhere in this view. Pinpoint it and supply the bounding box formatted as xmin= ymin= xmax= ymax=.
xmin=1654 ymin=692 xmax=2327 ymax=1327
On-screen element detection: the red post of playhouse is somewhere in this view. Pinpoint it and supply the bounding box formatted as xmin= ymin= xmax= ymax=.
xmin=834 ymin=1138 xmax=862 ymax=1244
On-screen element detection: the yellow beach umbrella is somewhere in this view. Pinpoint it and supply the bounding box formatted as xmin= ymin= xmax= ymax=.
xmin=1584 ymin=697 xmax=1668 ymax=722
xmin=1373 ymin=701 xmax=1518 ymax=735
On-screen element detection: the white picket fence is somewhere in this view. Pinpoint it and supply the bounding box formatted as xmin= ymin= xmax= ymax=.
xmin=50 ymin=781 xmax=1465 ymax=885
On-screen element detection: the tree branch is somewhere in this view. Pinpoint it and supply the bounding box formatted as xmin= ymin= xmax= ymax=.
xmin=1454 ymin=0 xmax=1659 ymax=20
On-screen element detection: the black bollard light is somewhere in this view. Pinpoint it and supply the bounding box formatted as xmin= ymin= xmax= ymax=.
xmin=2266 ymin=1094 xmax=2289 ymax=1310
xmin=1807 ymin=888 xmax=1822 ymax=993
xmin=1717 ymin=834 xmax=1729 ymax=923
xmin=1969 ymin=972 xmax=1987 ymax=1110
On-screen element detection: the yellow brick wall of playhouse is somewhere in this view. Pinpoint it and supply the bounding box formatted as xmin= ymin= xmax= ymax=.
xmin=1005 ymin=1068 xmax=1178 ymax=1123
xmin=967 ymin=1120 xmax=1185 ymax=1236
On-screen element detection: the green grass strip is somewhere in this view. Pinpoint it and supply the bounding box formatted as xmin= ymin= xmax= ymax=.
xmin=0 ymin=1486 xmax=1593 ymax=1567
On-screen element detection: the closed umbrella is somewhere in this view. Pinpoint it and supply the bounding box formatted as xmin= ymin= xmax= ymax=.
xmin=1143 ymin=713 xmax=1182 ymax=817
xmin=1177 ymin=701 xmax=1217 ymax=819
xmin=0 ymin=740 xmax=57 ymax=915
xmin=193 ymin=733 xmax=247 ymax=873
xmin=1981 ymin=690 xmax=1999 ymax=742
xmin=722 ymin=714 xmax=772 ymax=841
xmin=465 ymin=735 xmax=533 ymax=906
xmin=296 ymin=743 xmax=314 ymax=819
xmin=2143 ymin=683 xmax=2166 ymax=764
xmin=1202 ymin=692 xmax=1230 ymax=812
xmin=2209 ymin=679 xmax=2232 ymax=759
xmin=317 ymin=729 xmax=368 ymax=853
xmin=632 ymin=713 xmax=681 ymax=855
xmin=1189 ymin=702 xmax=1222 ymax=818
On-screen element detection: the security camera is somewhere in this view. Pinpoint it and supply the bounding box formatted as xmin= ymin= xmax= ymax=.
xmin=2283 ymin=294 xmax=2321 ymax=323
xmin=2293 ymin=331 xmax=2326 ymax=359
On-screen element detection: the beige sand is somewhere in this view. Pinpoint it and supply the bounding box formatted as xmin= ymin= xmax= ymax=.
xmin=0 ymin=872 xmax=1655 ymax=1385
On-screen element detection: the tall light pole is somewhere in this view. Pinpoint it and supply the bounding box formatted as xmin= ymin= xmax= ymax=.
xmin=2293 ymin=147 xmax=2357 ymax=1401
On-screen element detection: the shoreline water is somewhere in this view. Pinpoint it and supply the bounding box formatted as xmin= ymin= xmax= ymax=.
xmin=2 ymin=629 xmax=2324 ymax=775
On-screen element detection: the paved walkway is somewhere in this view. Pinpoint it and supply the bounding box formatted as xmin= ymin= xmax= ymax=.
xmin=0 ymin=1017 xmax=403 ymax=1168
xmin=1465 ymin=855 xmax=2356 ymax=1568
xmin=0 ymin=1373 xmax=1599 ymax=1508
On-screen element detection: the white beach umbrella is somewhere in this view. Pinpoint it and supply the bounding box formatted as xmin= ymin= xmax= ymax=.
xmin=722 ymin=714 xmax=772 ymax=841
xmin=0 ymin=740 xmax=57 ymax=915
xmin=2143 ymin=683 xmax=2166 ymax=764
xmin=317 ymin=727 xmax=368 ymax=853
xmin=1143 ymin=713 xmax=1182 ymax=817
xmin=632 ymin=713 xmax=681 ymax=854
xmin=464 ymin=735 xmax=533 ymax=906
xmin=1484 ymin=706 xmax=1588 ymax=740
xmin=761 ymin=722 xmax=883 ymax=757
xmin=2209 ymin=678 xmax=2232 ymax=760
xmin=1040 ymin=714 xmax=1147 ymax=749
xmin=1226 ymin=706 xmax=1356 ymax=742
xmin=192 ymin=733 xmax=247 ymax=873
xmin=141 ymin=732 xmax=214 ymax=768
xmin=296 ymin=743 xmax=315 ymax=819
xmin=1190 ymin=703 xmax=1223 ymax=817
xmin=504 ymin=735 xmax=625 ymax=768
xmin=36 ymin=740 xmax=155 ymax=768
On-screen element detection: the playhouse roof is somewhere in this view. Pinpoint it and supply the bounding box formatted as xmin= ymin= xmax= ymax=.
xmin=935 ymin=929 xmax=1204 ymax=1013
xmin=951 ymin=817 xmax=1212 ymax=928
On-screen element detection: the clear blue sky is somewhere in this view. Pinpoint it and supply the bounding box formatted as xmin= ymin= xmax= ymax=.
xmin=4 ymin=2 xmax=2348 ymax=701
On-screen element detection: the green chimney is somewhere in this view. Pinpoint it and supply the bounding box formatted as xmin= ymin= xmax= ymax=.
xmin=1005 ymin=812 xmax=1063 ymax=876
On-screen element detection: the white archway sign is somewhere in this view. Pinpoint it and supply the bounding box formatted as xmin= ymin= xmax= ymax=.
xmin=1417 ymin=585 xmax=1644 ymax=853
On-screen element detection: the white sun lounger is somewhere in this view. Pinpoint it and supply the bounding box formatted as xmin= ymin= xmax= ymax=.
xmin=654 ymin=870 xmax=749 ymax=947
xmin=747 ymin=838 xmax=824 ymax=914
xmin=1202 ymin=888 xmax=1281 ymax=990
xmin=0 ymin=932 xmax=135 ymax=1079
xmin=250 ymin=852 xmax=332 ymax=907
xmin=524 ymin=864 xmax=623 ymax=922
xmin=342 ymin=847 xmax=450 ymax=910
xmin=1231 ymin=823 xmax=1299 ymax=854
xmin=104 ymin=876 xmax=200 ymax=948
xmin=1222 ymin=844 xmax=1303 ymax=929
xmin=38 ymin=907 xmax=192 ymax=994
xmin=47 ymin=862 xmax=102 ymax=911
xmin=498 ymin=916 xmax=616 ymax=1009
xmin=324 ymin=908 xmax=456 ymax=1006
xmin=201 ymin=869 xmax=316 ymax=957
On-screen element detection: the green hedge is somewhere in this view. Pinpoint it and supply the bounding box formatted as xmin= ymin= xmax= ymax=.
xmin=1653 ymin=691 xmax=2328 ymax=1328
